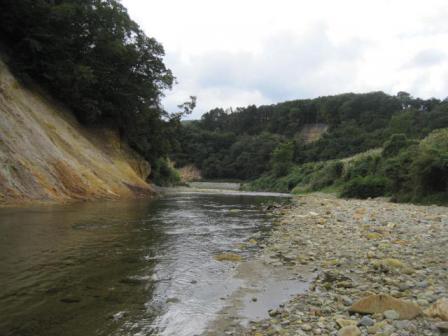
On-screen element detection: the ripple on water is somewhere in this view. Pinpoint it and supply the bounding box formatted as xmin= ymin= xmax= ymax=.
xmin=0 ymin=192 xmax=288 ymax=336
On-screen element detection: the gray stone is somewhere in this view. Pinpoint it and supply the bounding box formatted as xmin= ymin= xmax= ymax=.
xmin=435 ymin=322 xmax=448 ymax=333
xmin=358 ymin=315 xmax=375 ymax=327
xmin=384 ymin=309 xmax=400 ymax=320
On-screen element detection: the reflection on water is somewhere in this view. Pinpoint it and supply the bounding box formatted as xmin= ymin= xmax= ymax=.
xmin=0 ymin=191 xmax=287 ymax=336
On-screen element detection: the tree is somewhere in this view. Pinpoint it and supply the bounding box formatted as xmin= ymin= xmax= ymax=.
xmin=271 ymin=141 xmax=294 ymax=177
xmin=397 ymin=91 xmax=412 ymax=110
xmin=0 ymin=0 xmax=175 ymax=162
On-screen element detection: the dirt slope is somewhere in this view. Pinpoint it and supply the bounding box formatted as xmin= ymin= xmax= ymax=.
xmin=298 ymin=123 xmax=328 ymax=144
xmin=0 ymin=59 xmax=154 ymax=205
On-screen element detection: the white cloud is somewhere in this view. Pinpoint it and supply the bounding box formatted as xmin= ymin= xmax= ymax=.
xmin=122 ymin=0 xmax=448 ymax=118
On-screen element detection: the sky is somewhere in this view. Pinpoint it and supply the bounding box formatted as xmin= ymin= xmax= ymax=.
xmin=122 ymin=0 xmax=448 ymax=119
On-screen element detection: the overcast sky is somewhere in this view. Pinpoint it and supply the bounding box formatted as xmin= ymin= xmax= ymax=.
xmin=122 ymin=0 xmax=448 ymax=119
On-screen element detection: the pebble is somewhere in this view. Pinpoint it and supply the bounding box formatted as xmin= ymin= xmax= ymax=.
xmin=358 ymin=315 xmax=375 ymax=327
xmin=384 ymin=310 xmax=400 ymax=320
xmin=338 ymin=325 xmax=361 ymax=336
xmin=301 ymin=323 xmax=312 ymax=331
xmin=230 ymin=195 xmax=448 ymax=336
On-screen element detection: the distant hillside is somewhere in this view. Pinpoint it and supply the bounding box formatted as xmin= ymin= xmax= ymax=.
xmin=0 ymin=59 xmax=153 ymax=205
xmin=173 ymin=92 xmax=448 ymax=180
xmin=246 ymin=129 xmax=448 ymax=204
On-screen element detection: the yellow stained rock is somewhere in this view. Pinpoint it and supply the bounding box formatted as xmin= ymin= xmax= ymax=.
xmin=338 ymin=325 xmax=361 ymax=336
xmin=366 ymin=232 xmax=382 ymax=240
xmin=350 ymin=294 xmax=421 ymax=320
xmin=425 ymin=298 xmax=448 ymax=321
xmin=336 ymin=319 xmax=357 ymax=328
xmin=372 ymin=258 xmax=414 ymax=274
xmin=214 ymin=253 xmax=242 ymax=262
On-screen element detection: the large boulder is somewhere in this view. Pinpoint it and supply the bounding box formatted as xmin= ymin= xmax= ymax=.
xmin=350 ymin=294 xmax=421 ymax=320
xmin=425 ymin=298 xmax=448 ymax=321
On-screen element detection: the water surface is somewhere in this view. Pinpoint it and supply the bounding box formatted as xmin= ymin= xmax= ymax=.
xmin=0 ymin=190 xmax=288 ymax=336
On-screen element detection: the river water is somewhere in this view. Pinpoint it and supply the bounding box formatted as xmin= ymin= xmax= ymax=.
xmin=0 ymin=189 xmax=290 ymax=336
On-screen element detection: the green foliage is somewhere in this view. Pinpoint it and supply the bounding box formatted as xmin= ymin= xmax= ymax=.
xmin=382 ymin=134 xmax=411 ymax=157
xmin=271 ymin=141 xmax=294 ymax=177
xmin=0 ymin=0 xmax=176 ymax=163
xmin=173 ymin=125 xmax=281 ymax=180
xmin=410 ymin=129 xmax=448 ymax=199
xmin=344 ymin=154 xmax=382 ymax=181
xmin=309 ymin=161 xmax=344 ymax=190
xmin=341 ymin=176 xmax=389 ymax=199
xmin=246 ymin=128 xmax=448 ymax=204
xmin=150 ymin=158 xmax=181 ymax=187
xmin=174 ymin=91 xmax=448 ymax=183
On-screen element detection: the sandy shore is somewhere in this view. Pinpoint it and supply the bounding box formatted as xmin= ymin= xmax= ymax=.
xmin=211 ymin=193 xmax=448 ymax=335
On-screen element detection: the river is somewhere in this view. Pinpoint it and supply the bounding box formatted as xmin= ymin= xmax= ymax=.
xmin=0 ymin=189 xmax=292 ymax=336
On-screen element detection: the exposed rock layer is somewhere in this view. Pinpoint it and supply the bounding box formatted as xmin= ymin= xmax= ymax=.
xmin=0 ymin=60 xmax=153 ymax=205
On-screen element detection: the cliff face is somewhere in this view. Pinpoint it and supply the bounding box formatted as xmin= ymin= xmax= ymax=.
xmin=0 ymin=60 xmax=154 ymax=205
xmin=298 ymin=123 xmax=328 ymax=144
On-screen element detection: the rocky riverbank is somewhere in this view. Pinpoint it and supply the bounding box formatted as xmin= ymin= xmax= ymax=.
xmin=234 ymin=194 xmax=448 ymax=335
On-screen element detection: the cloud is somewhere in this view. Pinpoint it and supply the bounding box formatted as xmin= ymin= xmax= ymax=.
xmin=163 ymin=26 xmax=367 ymax=118
xmin=122 ymin=0 xmax=448 ymax=119
xmin=409 ymin=49 xmax=446 ymax=67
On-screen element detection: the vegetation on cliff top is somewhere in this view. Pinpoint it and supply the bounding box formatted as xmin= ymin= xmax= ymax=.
xmin=0 ymin=0 xmax=185 ymax=169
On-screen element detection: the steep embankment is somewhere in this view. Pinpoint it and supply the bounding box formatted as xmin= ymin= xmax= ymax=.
xmin=0 ymin=60 xmax=154 ymax=205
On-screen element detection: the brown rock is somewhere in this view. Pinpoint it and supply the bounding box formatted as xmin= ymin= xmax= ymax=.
xmin=214 ymin=253 xmax=242 ymax=262
xmin=425 ymin=298 xmax=448 ymax=321
xmin=350 ymin=294 xmax=421 ymax=320
xmin=336 ymin=319 xmax=357 ymax=328
xmin=338 ymin=325 xmax=361 ymax=336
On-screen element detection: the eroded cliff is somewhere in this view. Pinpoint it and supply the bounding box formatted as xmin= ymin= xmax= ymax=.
xmin=0 ymin=60 xmax=154 ymax=205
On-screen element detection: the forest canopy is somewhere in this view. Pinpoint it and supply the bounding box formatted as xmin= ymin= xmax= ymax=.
xmin=0 ymin=0 xmax=176 ymax=162
xmin=172 ymin=91 xmax=448 ymax=183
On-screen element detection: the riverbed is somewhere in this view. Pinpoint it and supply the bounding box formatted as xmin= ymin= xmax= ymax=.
xmin=0 ymin=188 xmax=295 ymax=336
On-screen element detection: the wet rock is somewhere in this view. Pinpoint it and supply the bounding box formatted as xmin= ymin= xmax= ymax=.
xmin=350 ymin=294 xmax=421 ymax=319
xmin=280 ymin=320 xmax=290 ymax=326
xmin=112 ymin=311 xmax=126 ymax=321
xmin=268 ymin=308 xmax=281 ymax=317
xmin=214 ymin=253 xmax=242 ymax=262
xmin=166 ymin=297 xmax=180 ymax=304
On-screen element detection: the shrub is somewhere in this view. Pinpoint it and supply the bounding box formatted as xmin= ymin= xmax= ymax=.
xmin=382 ymin=134 xmax=410 ymax=157
xmin=411 ymin=149 xmax=448 ymax=196
xmin=151 ymin=158 xmax=181 ymax=186
xmin=341 ymin=176 xmax=388 ymax=199
xmin=271 ymin=141 xmax=295 ymax=177
xmin=344 ymin=155 xmax=381 ymax=181
xmin=309 ymin=161 xmax=343 ymax=190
